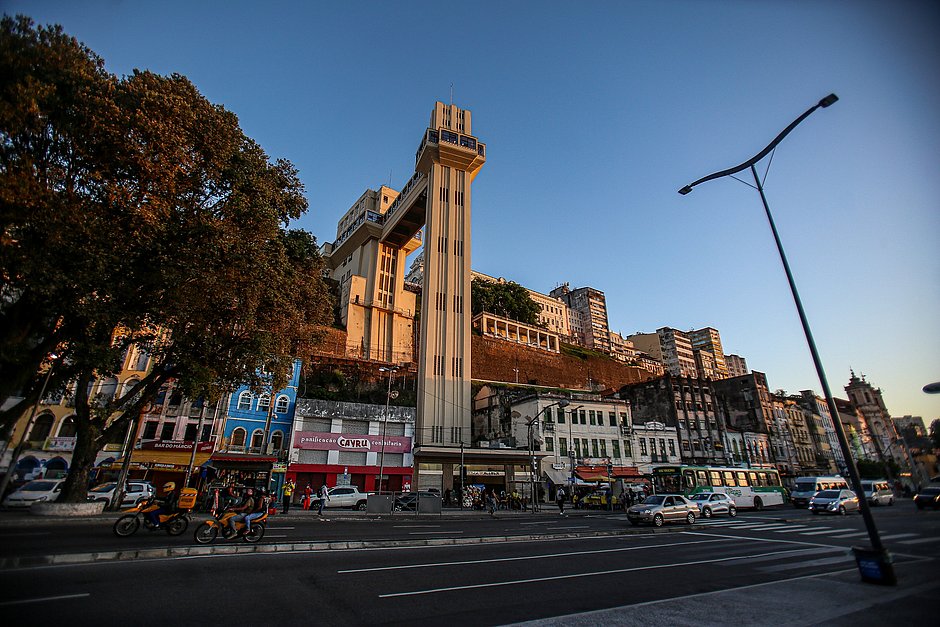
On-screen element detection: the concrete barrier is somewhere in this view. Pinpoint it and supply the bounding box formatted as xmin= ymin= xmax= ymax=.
xmin=31 ymin=501 xmax=106 ymax=516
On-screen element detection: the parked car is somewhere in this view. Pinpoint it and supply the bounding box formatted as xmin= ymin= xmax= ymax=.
xmin=87 ymin=481 xmax=155 ymax=507
xmin=2 ymin=479 xmax=65 ymax=508
xmin=311 ymin=486 xmax=370 ymax=511
xmin=689 ymin=492 xmax=737 ymax=518
xmin=913 ymin=486 xmax=940 ymax=510
xmin=394 ymin=491 xmax=441 ymax=512
xmin=808 ymin=489 xmax=859 ymax=515
xmin=626 ymin=494 xmax=698 ymax=527
xmin=860 ymin=480 xmax=894 ymax=506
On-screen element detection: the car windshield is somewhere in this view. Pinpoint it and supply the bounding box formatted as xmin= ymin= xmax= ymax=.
xmin=690 ymin=494 xmax=711 ymax=501
xmin=919 ymin=488 xmax=940 ymax=495
xmin=22 ymin=481 xmax=57 ymax=491
xmin=795 ymin=481 xmax=816 ymax=491
xmin=90 ymin=483 xmax=117 ymax=493
xmin=643 ymin=496 xmax=666 ymax=505
xmin=817 ymin=490 xmax=840 ymax=498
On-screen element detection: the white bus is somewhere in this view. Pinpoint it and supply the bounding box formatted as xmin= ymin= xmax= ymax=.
xmin=790 ymin=475 xmax=849 ymax=508
xmin=651 ymin=465 xmax=786 ymax=510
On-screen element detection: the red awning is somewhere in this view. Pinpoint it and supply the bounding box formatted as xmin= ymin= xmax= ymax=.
xmin=575 ymin=465 xmax=641 ymax=482
xmin=209 ymin=454 xmax=278 ymax=463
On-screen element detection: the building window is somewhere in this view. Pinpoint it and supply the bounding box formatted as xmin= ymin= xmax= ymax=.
xmin=270 ymin=431 xmax=284 ymax=451
xmin=250 ymin=429 xmax=264 ymax=449
xmin=579 ymin=410 xmax=586 ymax=425
xmin=231 ymin=427 xmax=247 ymax=447
xmin=560 ymin=438 xmax=568 ymax=457
xmin=639 ymin=438 xmax=648 ymax=456
xmin=544 ymin=408 xmax=554 ymax=423
xmin=546 ymin=437 xmax=554 ymax=452
xmin=160 ymin=422 xmax=176 ymax=440
xmin=612 ymin=440 xmax=621 ymax=459
xmin=142 ymin=421 xmax=159 ymax=440
xmin=591 ymin=439 xmax=599 ymax=457
xmin=275 ymin=395 xmax=290 ymax=414
xmin=599 ymin=440 xmax=608 ymax=457
xmin=558 ymin=408 xmax=566 ymax=424
xmin=237 ymin=391 xmax=252 ymax=410
xmin=184 ymin=423 xmax=198 ymax=441
xmin=200 ymin=424 xmax=212 ymax=442
xmin=257 ymin=394 xmax=271 ymax=411
xmin=589 ymin=411 xmax=596 ymax=426
xmin=668 ymin=440 xmax=676 ymax=457
xmin=623 ymin=440 xmax=632 ymax=457
xmin=608 ymin=412 xmax=617 ymax=427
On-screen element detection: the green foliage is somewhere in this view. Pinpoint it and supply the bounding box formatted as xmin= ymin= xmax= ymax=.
xmin=560 ymin=342 xmax=611 ymax=361
xmin=0 ymin=16 xmax=334 ymax=500
xmin=931 ymin=419 xmax=940 ymax=450
xmin=470 ymin=277 xmax=541 ymax=325
xmin=856 ymin=458 xmax=900 ymax=479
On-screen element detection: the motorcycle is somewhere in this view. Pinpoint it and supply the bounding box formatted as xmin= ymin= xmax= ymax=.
xmin=112 ymin=498 xmax=190 ymax=537
xmin=193 ymin=509 xmax=267 ymax=544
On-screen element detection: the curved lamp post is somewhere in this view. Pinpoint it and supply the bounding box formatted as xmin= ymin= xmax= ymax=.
xmin=679 ymin=94 xmax=895 ymax=586
xmin=526 ymin=399 xmax=570 ymax=515
xmin=377 ymin=366 xmax=399 ymax=495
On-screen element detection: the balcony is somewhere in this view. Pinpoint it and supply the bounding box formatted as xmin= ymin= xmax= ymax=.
xmin=415 ymin=128 xmax=486 ymax=177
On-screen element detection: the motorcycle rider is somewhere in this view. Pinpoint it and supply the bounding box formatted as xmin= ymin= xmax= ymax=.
xmin=227 ymin=487 xmax=256 ymax=536
xmin=147 ymin=481 xmax=180 ymax=528
xmin=244 ymin=489 xmax=268 ymax=534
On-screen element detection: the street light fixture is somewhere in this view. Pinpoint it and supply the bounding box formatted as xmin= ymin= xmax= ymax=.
xmin=526 ymin=399 xmax=569 ymax=514
xmin=377 ymin=366 xmax=399 ymax=495
xmin=567 ymin=405 xmax=584 ymax=497
xmin=679 ymin=93 xmax=896 ymax=586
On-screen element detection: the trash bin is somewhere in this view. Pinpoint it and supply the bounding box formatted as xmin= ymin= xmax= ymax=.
xmin=852 ymin=546 xmax=897 ymax=586
xmin=366 ymin=494 xmax=394 ymax=514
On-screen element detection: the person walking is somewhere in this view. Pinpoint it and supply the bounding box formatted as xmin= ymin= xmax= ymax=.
xmin=282 ymin=479 xmax=295 ymax=514
xmin=317 ymin=483 xmax=330 ymax=517
xmin=555 ymin=486 xmax=566 ymax=514
xmin=302 ymin=483 xmax=313 ymax=511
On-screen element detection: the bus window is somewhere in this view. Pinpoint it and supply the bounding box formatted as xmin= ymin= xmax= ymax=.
xmin=747 ymin=471 xmax=758 ymax=486
xmin=756 ymin=472 xmax=767 ymax=487
xmin=768 ymin=473 xmax=780 ymax=486
xmin=723 ymin=471 xmax=737 ymax=487
xmin=710 ymin=471 xmax=722 ymax=486
xmin=696 ymin=470 xmax=708 ymax=487
xmin=736 ymin=471 xmax=749 ymax=486
xmin=683 ymin=470 xmax=696 ymax=490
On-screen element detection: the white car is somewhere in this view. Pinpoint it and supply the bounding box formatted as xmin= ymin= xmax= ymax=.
xmin=87 ymin=481 xmax=155 ymax=507
xmin=689 ymin=492 xmax=737 ymax=518
xmin=312 ymin=486 xmax=370 ymax=510
xmin=2 ymin=479 xmax=65 ymax=508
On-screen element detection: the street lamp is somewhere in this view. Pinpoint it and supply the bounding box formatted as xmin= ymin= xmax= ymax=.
xmin=679 ymin=93 xmax=896 ymax=586
xmin=526 ymin=399 xmax=570 ymax=514
xmin=377 ymin=366 xmax=399 ymax=495
xmin=567 ymin=405 xmax=584 ymax=497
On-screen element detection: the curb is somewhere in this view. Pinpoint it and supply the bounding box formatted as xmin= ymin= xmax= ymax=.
xmin=0 ymin=525 xmax=693 ymax=570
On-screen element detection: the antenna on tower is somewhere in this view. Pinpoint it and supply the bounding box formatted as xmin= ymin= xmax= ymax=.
xmin=450 ymin=83 xmax=454 ymax=105
xmin=387 ymin=169 xmax=392 ymax=187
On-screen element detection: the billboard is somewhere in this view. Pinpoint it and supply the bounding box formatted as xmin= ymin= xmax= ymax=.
xmin=295 ymin=431 xmax=412 ymax=453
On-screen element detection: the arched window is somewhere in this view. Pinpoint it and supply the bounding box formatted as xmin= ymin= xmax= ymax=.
xmin=257 ymin=393 xmax=271 ymax=411
xmin=28 ymin=413 xmax=55 ymax=443
xmin=122 ymin=378 xmax=140 ymax=399
xmin=250 ymin=429 xmax=264 ymax=449
xmin=231 ymin=427 xmax=247 ymax=447
xmin=96 ymin=377 xmax=118 ymax=406
xmin=57 ymin=416 xmax=77 ymax=438
xmin=275 ymin=395 xmax=290 ymax=414
xmin=270 ymin=431 xmax=284 ymax=451
xmin=237 ymin=391 xmax=253 ymax=411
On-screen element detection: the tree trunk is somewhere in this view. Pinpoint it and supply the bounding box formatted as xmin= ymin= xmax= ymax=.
xmin=60 ymin=421 xmax=103 ymax=502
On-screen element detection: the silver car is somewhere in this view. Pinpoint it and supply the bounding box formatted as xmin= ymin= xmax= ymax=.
xmin=808 ymin=489 xmax=859 ymax=515
xmin=689 ymin=492 xmax=737 ymax=518
xmin=627 ymin=494 xmax=698 ymax=527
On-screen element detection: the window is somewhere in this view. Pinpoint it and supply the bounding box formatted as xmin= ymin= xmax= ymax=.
xmin=257 ymin=393 xmax=271 ymax=411
xmin=142 ymin=421 xmax=159 ymax=439
xmin=612 ymin=440 xmax=621 ymax=459
xmin=623 ymin=440 xmax=632 ymax=457
xmin=589 ymin=411 xmax=596 ymax=426
xmin=599 ymin=440 xmax=607 ymax=457
xmin=668 ymin=440 xmax=676 ymax=457
xmin=270 ymin=431 xmax=284 ymax=451
xmin=544 ymin=408 xmax=554 ymax=423
xmin=574 ymin=439 xmax=581 ymax=457
xmin=250 ymin=429 xmax=264 ymax=449
xmin=57 ymin=416 xmax=77 ymax=438
xmin=659 ymin=439 xmax=667 ymax=459
xmin=582 ymin=439 xmax=589 ymax=456
xmin=231 ymin=428 xmax=247 ymax=447
xmin=639 ymin=438 xmax=648 ymax=456
xmin=27 ymin=413 xmax=54 ymax=442
xmin=710 ymin=470 xmax=722 ymax=486
xmin=184 ymin=423 xmax=198 ymax=441
xmin=160 ymin=422 xmax=176 ymax=440
xmin=560 ymin=438 xmax=568 ymax=457
xmin=200 ymin=424 xmax=212 ymax=443
xmin=736 ymin=471 xmax=749 ymax=487
xmin=557 ymin=408 xmax=566 ymax=424
xmin=579 ymin=410 xmax=586 ymax=424
xmin=546 ymin=437 xmax=554 ymax=452
xmin=609 ymin=412 xmax=617 ymax=427
xmin=723 ymin=471 xmax=737 ymax=487
xmin=237 ymin=391 xmax=252 ymax=410
xmin=275 ymin=395 xmax=290 ymax=414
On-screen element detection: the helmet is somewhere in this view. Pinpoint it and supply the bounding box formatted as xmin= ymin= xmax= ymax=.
xmin=163 ymin=481 xmax=176 ymax=492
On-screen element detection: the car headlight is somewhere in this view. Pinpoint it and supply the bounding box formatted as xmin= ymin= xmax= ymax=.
xmin=37 ymin=495 xmax=48 ymax=501
xmin=827 ymin=502 xmax=838 ymax=509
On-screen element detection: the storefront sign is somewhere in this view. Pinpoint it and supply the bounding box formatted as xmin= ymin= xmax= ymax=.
xmin=140 ymin=440 xmax=215 ymax=453
xmin=295 ymin=431 xmax=412 ymax=453
xmin=272 ymin=463 xmax=287 ymax=473
xmin=45 ymin=437 xmax=76 ymax=451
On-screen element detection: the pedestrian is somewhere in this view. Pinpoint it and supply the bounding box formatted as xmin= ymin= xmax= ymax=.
xmin=302 ymin=483 xmax=313 ymax=510
xmin=317 ymin=483 xmax=330 ymax=516
xmin=486 ymin=489 xmax=497 ymax=516
xmin=555 ymin=486 xmax=566 ymax=515
xmin=282 ymin=479 xmax=295 ymax=514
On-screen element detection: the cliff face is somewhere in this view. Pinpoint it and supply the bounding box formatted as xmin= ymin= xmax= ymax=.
xmin=471 ymin=335 xmax=653 ymax=391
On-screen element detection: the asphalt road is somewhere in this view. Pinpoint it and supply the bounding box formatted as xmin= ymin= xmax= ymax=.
xmin=0 ymin=503 xmax=937 ymax=625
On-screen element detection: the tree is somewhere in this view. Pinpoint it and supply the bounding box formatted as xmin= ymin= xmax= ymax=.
xmin=931 ymin=419 xmax=940 ymax=450
xmin=471 ymin=277 xmax=541 ymax=325
xmin=1 ymin=17 xmax=334 ymax=501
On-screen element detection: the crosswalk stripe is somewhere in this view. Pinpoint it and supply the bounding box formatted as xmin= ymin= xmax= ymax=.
xmin=770 ymin=526 xmax=813 ymax=533
xmin=898 ymin=537 xmax=940 ymax=545
xmin=797 ymin=528 xmax=841 ymax=535
xmin=824 ymin=531 xmax=867 ymax=538
xmin=880 ymin=533 xmax=920 ymax=540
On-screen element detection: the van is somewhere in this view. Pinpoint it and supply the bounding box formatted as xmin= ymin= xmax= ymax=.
xmin=791 ymin=476 xmax=849 ymax=508
xmin=860 ymin=479 xmax=894 ymax=506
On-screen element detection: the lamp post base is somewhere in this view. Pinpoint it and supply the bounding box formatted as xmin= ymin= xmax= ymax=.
xmin=852 ymin=546 xmax=897 ymax=586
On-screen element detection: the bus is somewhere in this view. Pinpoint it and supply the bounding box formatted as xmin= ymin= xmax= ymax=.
xmin=651 ymin=465 xmax=786 ymax=510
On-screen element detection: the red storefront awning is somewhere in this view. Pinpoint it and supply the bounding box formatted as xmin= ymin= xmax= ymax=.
xmin=575 ymin=465 xmax=641 ymax=482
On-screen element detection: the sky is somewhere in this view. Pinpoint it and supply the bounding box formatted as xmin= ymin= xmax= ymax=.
xmin=7 ymin=1 xmax=939 ymax=423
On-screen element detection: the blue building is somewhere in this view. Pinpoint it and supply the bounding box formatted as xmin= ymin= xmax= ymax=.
xmin=209 ymin=359 xmax=302 ymax=494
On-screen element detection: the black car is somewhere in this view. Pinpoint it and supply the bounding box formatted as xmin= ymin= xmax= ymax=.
xmin=913 ymin=486 xmax=940 ymax=510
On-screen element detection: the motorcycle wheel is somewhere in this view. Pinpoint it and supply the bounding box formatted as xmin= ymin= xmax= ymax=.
xmin=113 ymin=514 xmax=140 ymax=537
xmin=193 ymin=522 xmax=218 ymax=545
xmin=244 ymin=524 xmax=265 ymax=543
xmin=165 ymin=516 xmax=189 ymax=536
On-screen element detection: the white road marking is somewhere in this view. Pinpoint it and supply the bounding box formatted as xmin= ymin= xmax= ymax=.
xmin=408 ymin=531 xmax=464 ymax=535
xmin=339 ymin=537 xmax=735 ymax=574
xmin=769 ymin=526 xmax=814 ymax=533
xmin=880 ymin=533 xmax=920 ymax=541
xmin=824 ymin=531 xmax=868 ymax=539
xmin=759 ymin=554 xmax=854 ymax=572
xmin=377 ymin=547 xmax=827 ymax=597
xmin=394 ymin=525 xmax=441 ymax=528
xmin=898 ymin=537 xmax=940 ymax=545
xmin=545 ymin=526 xmax=591 ymax=530
xmin=795 ymin=528 xmax=840 ymax=535
xmin=0 ymin=593 xmax=90 ymax=606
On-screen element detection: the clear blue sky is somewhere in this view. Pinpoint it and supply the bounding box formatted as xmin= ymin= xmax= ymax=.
xmin=8 ymin=1 xmax=939 ymax=423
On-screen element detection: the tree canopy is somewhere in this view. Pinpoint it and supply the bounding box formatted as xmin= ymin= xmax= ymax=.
xmin=470 ymin=277 xmax=541 ymax=326
xmin=0 ymin=16 xmax=334 ymax=500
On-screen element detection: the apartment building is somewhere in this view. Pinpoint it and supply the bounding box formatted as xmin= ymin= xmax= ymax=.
xmin=724 ymin=354 xmax=749 ymax=377
xmin=549 ymin=283 xmax=611 ymax=353
xmin=688 ymin=327 xmax=729 ymax=378
xmin=628 ymin=328 xmax=698 ymax=378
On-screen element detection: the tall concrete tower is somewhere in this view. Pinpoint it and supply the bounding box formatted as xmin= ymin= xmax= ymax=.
xmin=379 ymin=103 xmax=486 ymax=452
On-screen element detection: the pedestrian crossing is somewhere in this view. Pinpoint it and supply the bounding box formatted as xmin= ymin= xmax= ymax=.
xmin=691 ymin=518 xmax=940 ymax=545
